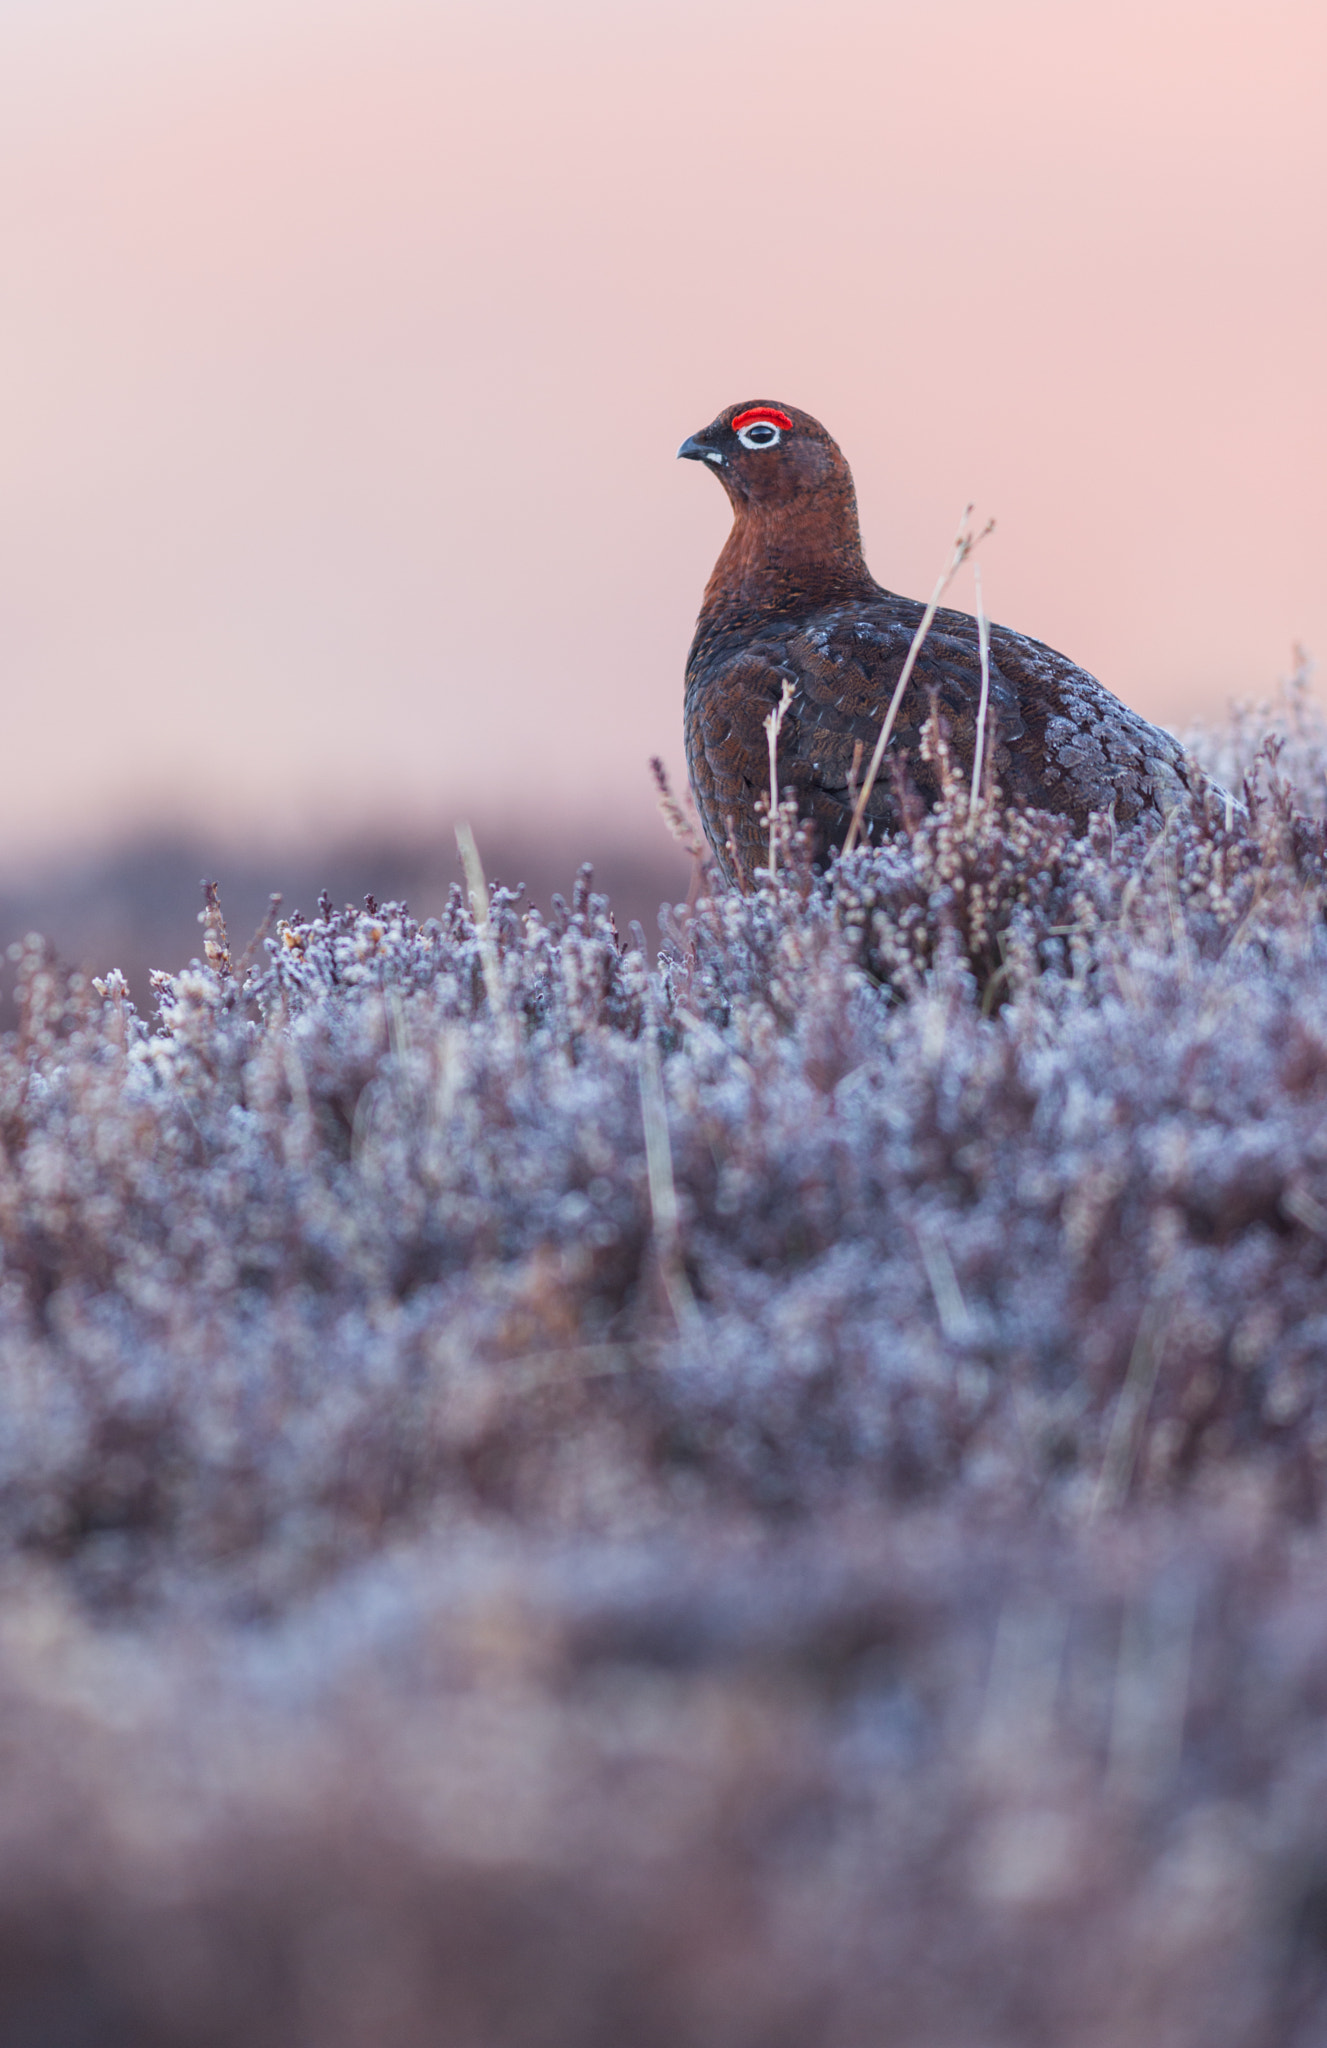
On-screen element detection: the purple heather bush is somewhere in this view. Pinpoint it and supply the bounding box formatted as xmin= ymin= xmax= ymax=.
xmin=1 ymin=690 xmax=1327 ymax=2043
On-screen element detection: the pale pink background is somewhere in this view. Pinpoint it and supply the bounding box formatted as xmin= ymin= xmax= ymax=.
xmin=0 ymin=0 xmax=1323 ymax=865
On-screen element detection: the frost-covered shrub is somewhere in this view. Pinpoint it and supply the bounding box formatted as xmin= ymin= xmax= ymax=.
xmin=2 ymin=728 xmax=1323 ymax=1575
xmin=0 ymin=704 xmax=1326 ymax=2041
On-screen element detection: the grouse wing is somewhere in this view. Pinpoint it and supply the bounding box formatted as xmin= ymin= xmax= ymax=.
xmin=684 ymin=593 xmax=1196 ymax=886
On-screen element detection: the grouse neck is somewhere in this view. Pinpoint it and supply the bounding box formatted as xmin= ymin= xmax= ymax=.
xmin=700 ymin=483 xmax=873 ymax=623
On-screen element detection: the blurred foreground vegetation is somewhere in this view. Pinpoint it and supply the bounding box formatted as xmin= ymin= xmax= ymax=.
xmin=1 ymin=688 xmax=1327 ymax=2044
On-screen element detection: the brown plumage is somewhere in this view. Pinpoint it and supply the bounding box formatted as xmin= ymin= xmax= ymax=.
xmin=679 ymin=400 xmax=1200 ymax=889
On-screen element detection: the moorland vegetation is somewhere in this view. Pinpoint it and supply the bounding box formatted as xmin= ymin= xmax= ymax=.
xmin=1 ymin=682 xmax=1326 ymax=2044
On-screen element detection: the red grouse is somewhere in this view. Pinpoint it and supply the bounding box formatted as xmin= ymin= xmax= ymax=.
xmin=679 ymin=400 xmax=1200 ymax=889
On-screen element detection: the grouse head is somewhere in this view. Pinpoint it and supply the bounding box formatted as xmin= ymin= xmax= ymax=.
xmin=676 ymin=401 xmax=851 ymax=511
xmin=678 ymin=401 xmax=871 ymax=615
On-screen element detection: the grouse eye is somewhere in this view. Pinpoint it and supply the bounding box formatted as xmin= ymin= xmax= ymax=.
xmin=731 ymin=405 xmax=794 ymax=451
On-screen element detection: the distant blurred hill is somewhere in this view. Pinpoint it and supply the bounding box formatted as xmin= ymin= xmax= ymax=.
xmin=0 ymin=826 xmax=692 ymax=1019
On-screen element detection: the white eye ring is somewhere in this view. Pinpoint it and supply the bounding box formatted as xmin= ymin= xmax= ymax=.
xmin=736 ymin=420 xmax=782 ymax=451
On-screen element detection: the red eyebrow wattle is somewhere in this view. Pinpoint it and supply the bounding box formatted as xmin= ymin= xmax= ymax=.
xmin=732 ymin=407 xmax=793 ymax=433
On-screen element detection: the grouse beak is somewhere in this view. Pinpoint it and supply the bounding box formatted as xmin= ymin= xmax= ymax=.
xmin=677 ymin=434 xmax=724 ymax=466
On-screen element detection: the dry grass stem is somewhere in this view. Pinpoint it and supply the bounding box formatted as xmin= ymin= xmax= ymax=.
xmin=764 ymin=677 xmax=797 ymax=876
xmin=200 ymin=880 xmax=231 ymax=979
xmin=638 ymin=1021 xmax=700 ymax=1334
xmin=1092 ymin=1296 xmax=1173 ymax=1517
xmin=456 ymin=820 xmax=505 ymax=1016
xmin=969 ymin=560 xmax=992 ymax=826
xmin=843 ymin=504 xmax=995 ymax=854
xmin=916 ymin=1214 xmax=975 ymax=1343
xmin=650 ymin=756 xmax=708 ymax=865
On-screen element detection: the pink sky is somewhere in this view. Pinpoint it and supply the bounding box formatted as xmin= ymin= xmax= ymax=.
xmin=0 ymin=0 xmax=1323 ymax=863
